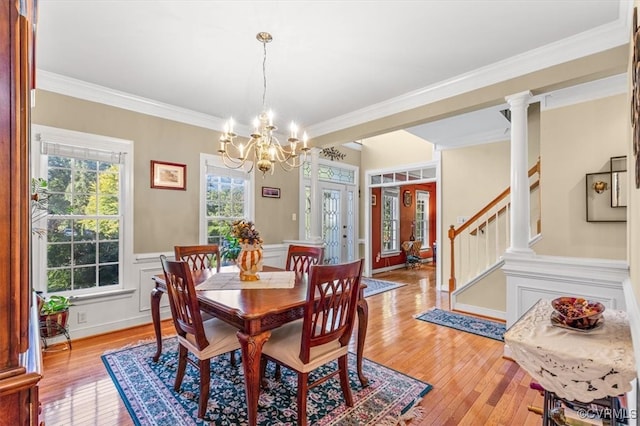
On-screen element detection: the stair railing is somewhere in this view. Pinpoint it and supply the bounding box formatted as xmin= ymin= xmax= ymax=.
xmin=448 ymin=159 xmax=540 ymax=293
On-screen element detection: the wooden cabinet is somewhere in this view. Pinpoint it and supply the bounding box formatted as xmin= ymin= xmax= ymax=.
xmin=0 ymin=1 xmax=41 ymax=424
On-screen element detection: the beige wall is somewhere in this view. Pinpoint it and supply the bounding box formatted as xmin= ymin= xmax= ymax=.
xmin=441 ymin=140 xmax=510 ymax=295
xmin=536 ymin=94 xmax=627 ymax=259
xmin=32 ymin=90 xmax=300 ymax=253
xmin=359 ymin=130 xmax=434 ymax=243
xmin=360 ymin=130 xmax=434 ymax=170
xmin=456 ymin=268 xmax=506 ymax=312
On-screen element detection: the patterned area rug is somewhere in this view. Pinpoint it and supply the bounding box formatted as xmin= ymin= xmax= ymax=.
xmin=415 ymin=308 xmax=506 ymax=342
xmin=102 ymin=337 xmax=432 ymax=425
xmin=361 ymin=278 xmax=407 ymax=297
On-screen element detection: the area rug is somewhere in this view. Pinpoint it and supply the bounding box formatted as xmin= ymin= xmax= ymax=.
xmin=415 ymin=308 xmax=506 ymax=342
xmin=102 ymin=337 xmax=432 ymax=425
xmin=361 ymin=278 xmax=407 ymax=298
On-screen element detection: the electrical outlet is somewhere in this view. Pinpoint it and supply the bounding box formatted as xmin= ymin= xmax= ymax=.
xmin=292 ymin=213 xmax=297 ymax=221
xmin=77 ymin=311 xmax=87 ymax=324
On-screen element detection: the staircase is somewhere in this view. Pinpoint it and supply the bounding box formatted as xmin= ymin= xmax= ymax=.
xmin=447 ymin=159 xmax=541 ymax=315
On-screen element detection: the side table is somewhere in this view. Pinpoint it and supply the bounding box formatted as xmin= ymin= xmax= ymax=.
xmin=504 ymin=299 xmax=636 ymax=424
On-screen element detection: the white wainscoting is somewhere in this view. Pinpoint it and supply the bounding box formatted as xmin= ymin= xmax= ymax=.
xmin=503 ymin=253 xmax=629 ymax=328
xmin=135 ymin=251 xmax=173 ymax=313
xmin=262 ymin=243 xmax=288 ymax=269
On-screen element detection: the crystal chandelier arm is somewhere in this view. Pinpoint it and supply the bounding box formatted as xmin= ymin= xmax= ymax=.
xmin=217 ymin=32 xmax=310 ymax=176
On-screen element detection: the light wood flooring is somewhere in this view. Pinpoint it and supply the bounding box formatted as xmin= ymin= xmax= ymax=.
xmin=39 ymin=265 xmax=544 ymax=425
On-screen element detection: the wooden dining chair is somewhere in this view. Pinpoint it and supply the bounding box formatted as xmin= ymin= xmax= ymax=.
xmin=159 ymin=255 xmax=241 ymax=419
xmin=266 ymin=244 xmax=325 ymax=379
xmin=174 ymin=244 xmax=222 ymax=272
xmin=285 ymin=244 xmax=324 ymax=273
xmin=174 ymin=244 xmax=237 ymax=365
xmin=261 ymin=259 xmax=364 ymax=426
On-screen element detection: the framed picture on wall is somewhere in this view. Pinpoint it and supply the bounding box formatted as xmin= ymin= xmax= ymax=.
xmin=585 ymin=172 xmax=626 ymax=222
xmin=403 ymin=190 xmax=412 ymax=207
xmin=262 ymin=186 xmax=281 ymax=198
xmin=150 ymin=160 xmax=186 ymax=190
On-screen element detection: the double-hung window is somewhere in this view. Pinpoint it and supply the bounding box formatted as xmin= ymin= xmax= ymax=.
xmin=200 ymin=154 xmax=254 ymax=247
xmin=415 ymin=190 xmax=430 ymax=249
xmin=381 ymin=188 xmax=400 ymax=253
xmin=32 ymin=126 xmax=133 ymax=296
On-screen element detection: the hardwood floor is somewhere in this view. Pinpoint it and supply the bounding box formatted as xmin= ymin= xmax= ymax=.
xmin=39 ymin=265 xmax=544 ymax=425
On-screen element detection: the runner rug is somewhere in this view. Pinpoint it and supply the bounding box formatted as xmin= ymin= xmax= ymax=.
xmin=415 ymin=308 xmax=506 ymax=342
xmin=361 ymin=277 xmax=406 ymax=297
xmin=102 ymin=337 xmax=432 ymax=425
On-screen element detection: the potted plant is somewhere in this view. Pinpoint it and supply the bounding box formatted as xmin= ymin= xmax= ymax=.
xmin=31 ymin=177 xmax=49 ymax=238
xmin=37 ymin=293 xmax=72 ymax=340
xmin=220 ymin=221 xmax=242 ymax=265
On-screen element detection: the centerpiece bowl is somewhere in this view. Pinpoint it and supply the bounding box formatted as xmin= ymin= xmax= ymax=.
xmin=551 ymin=297 xmax=605 ymax=331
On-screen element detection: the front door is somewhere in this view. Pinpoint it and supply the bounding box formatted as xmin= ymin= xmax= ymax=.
xmin=320 ymin=182 xmax=356 ymax=264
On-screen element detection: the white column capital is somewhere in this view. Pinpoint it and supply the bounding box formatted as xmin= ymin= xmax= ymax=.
xmin=505 ymin=91 xmax=533 ymax=107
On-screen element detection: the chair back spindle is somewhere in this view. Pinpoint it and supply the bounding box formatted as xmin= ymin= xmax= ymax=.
xmin=300 ymin=259 xmax=363 ymax=363
xmin=160 ymin=255 xmax=209 ymax=350
xmin=286 ymin=245 xmax=324 ymax=274
xmin=174 ymin=244 xmax=221 ymax=272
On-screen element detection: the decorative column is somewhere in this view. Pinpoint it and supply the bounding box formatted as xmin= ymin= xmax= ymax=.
xmin=505 ymin=91 xmax=534 ymax=254
xmin=309 ymin=148 xmax=322 ymax=241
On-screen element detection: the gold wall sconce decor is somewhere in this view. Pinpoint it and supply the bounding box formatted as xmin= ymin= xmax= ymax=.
xmin=592 ymin=181 xmax=608 ymax=194
xmin=585 ymin=155 xmax=627 ymax=222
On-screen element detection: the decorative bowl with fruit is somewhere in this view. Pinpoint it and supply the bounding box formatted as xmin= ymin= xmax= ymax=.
xmin=550 ymin=297 xmax=605 ymax=331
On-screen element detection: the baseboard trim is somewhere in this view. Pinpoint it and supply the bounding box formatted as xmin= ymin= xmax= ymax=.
xmin=452 ymin=303 xmax=506 ymax=321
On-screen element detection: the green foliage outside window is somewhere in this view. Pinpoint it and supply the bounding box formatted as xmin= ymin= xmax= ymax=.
xmin=44 ymin=156 xmax=121 ymax=293
xmin=205 ymin=173 xmax=248 ymax=265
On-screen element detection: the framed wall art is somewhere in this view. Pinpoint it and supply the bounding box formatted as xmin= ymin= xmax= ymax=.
xmin=585 ymin=172 xmax=626 ymax=222
xmin=403 ymin=190 xmax=412 ymax=207
xmin=262 ymin=186 xmax=281 ymax=198
xmin=150 ymin=160 xmax=186 ymax=190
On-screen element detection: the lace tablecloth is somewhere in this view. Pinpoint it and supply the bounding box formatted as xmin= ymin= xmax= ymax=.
xmin=195 ymin=271 xmax=296 ymax=290
xmin=504 ymin=299 xmax=636 ymax=402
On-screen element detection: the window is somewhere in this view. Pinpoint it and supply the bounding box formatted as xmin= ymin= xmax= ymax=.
xmin=32 ymin=126 xmax=133 ymax=296
xmin=200 ymin=154 xmax=254 ymax=247
xmin=381 ymin=188 xmax=399 ymax=253
xmin=415 ymin=190 xmax=430 ymax=249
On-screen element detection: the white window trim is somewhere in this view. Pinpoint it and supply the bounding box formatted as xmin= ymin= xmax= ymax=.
xmin=31 ymin=124 xmax=134 ymax=297
xmin=381 ymin=188 xmax=400 ymax=255
xmin=416 ymin=190 xmax=430 ymax=250
xmin=199 ymin=153 xmax=255 ymax=244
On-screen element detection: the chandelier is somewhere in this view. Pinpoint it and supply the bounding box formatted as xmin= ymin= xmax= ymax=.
xmin=218 ymin=32 xmax=310 ymax=176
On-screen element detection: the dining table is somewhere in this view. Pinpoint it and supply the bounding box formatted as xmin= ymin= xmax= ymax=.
xmin=150 ymin=264 xmax=369 ymax=426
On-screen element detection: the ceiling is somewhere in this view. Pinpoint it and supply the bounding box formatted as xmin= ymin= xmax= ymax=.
xmin=35 ymin=0 xmax=630 ymax=147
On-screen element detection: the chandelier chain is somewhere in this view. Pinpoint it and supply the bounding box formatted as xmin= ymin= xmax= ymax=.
xmin=217 ymin=31 xmax=310 ymax=176
xmin=262 ymin=39 xmax=267 ymax=111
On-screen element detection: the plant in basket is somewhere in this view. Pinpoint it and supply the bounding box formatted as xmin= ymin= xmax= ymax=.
xmin=37 ymin=293 xmax=72 ymax=339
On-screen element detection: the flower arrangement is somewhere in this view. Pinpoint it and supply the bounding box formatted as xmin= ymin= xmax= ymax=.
xmin=230 ymin=220 xmax=263 ymax=246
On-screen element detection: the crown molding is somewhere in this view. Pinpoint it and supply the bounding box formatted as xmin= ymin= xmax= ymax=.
xmin=435 ymin=128 xmax=510 ymax=151
xmin=36 ymin=70 xmax=248 ymax=134
xmin=36 ymin=1 xmax=632 ymax=140
xmin=308 ymin=10 xmax=631 ymax=137
xmin=540 ymin=73 xmax=627 ymax=110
